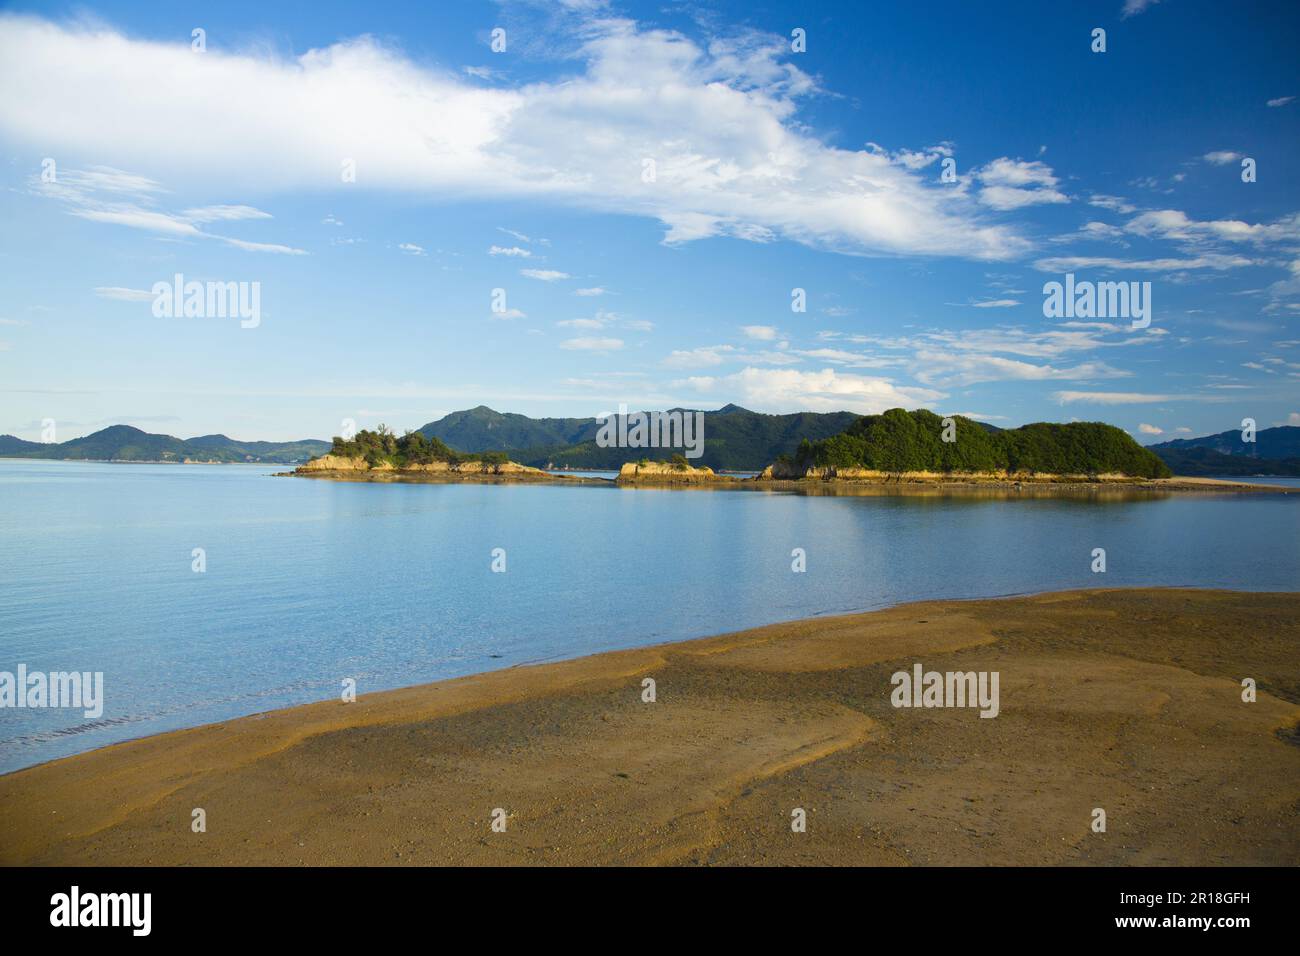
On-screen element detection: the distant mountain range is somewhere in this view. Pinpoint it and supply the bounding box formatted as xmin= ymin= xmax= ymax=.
xmin=0 ymin=425 xmax=329 ymax=464
xmin=1148 ymin=426 xmax=1300 ymax=477
xmin=418 ymin=404 xmax=860 ymax=471
xmin=6 ymin=414 xmax=1298 ymax=477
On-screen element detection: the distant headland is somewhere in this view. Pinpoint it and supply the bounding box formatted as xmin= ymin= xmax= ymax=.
xmin=287 ymin=411 xmax=1294 ymax=494
xmin=5 ymin=407 xmax=1298 ymax=478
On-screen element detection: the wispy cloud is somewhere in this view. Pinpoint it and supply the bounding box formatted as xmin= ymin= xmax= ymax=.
xmin=560 ymin=336 xmax=623 ymax=351
xmin=0 ymin=15 xmax=1035 ymax=261
xmin=29 ymin=164 xmax=305 ymax=253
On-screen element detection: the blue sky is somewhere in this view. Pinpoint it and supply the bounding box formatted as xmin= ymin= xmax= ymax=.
xmin=1 ymin=0 xmax=1297 ymax=443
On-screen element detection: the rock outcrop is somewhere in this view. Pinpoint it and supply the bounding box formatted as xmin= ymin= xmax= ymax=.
xmin=293 ymin=455 xmax=554 ymax=481
xmin=616 ymin=461 xmax=734 ymax=485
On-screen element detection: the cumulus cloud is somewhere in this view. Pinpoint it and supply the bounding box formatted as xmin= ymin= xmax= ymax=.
xmin=974 ymin=158 xmax=1069 ymax=211
xmin=1124 ymin=209 xmax=1300 ymax=245
xmin=678 ymin=366 xmax=943 ymax=414
xmin=0 ymin=14 xmax=1031 ymax=261
xmin=1138 ymin=423 xmax=1163 ymax=435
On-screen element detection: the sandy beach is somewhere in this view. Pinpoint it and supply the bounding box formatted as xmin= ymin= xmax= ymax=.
xmin=2 ymin=588 xmax=1297 ymax=866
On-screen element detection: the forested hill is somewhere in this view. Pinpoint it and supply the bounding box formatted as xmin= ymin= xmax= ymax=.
xmin=419 ymin=404 xmax=858 ymax=471
xmin=794 ymin=408 xmax=1172 ymax=478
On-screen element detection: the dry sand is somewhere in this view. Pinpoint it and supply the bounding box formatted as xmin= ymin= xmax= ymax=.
xmin=1 ymin=588 xmax=1297 ymax=866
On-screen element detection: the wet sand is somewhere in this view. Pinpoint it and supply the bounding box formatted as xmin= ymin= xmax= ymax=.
xmin=1 ymin=588 xmax=1297 ymax=866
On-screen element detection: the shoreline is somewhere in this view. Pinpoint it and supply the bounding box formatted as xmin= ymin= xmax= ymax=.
xmin=3 ymin=587 xmax=1296 ymax=866
xmin=286 ymin=465 xmax=1295 ymax=494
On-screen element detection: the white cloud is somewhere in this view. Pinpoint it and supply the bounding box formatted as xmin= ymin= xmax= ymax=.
xmin=1203 ymin=150 xmax=1243 ymax=165
xmin=1121 ymin=0 xmax=1161 ymax=17
xmin=1267 ymin=95 xmax=1295 ymax=108
xmin=1125 ymin=209 xmax=1300 ymax=245
xmin=912 ymin=350 xmax=1126 ymax=388
xmin=223 ymin=237 xmax=306 ymax=255
xmin=1052 ymin=221 xmax=1127 ymax=244
xmin=1089 ymin=194 xmax=1137 ymax=214
xmin=1052 ymin=391 xmax=1191 ymax=404
xmin=558 ymin=318 xmax=604 ymax=329
xmin=678 ymin=366 xmax=943 ymax=414
xmin=740 ymin=325 xmax=778 ymax=340
xmin=970 ymin=299 xmax=1020 ymax=308
xmin=181 ymin=204 xmax=271 ymax=223
xmin=489 ymin=245 xmax=532 ymax=257
xmin=0 ymin=15 xmax=1033 ymax=261
xmin=662 ymin=345 xmax=737 ymax=369
xmin=1138 ymin=423 xmax=1163 ymax=435
xmin=93 ymin=286 xmax=154 ymax=301
xmin=521 ymin=269 xmax=570 ymax=281
xmin=1034 ymin=254 xmax=1254 ymax=272
xmin=29 ymin=164 xmax=305 ymax=253
xmin=974 ymin=158 xmax=1069 ymax=211
xmin=574 ymin=287 xmax=607 ymax=296
xmin=398 ymin=242 xmax=425 ymax=256
xmin=560 ymin=336 xmax=623 ymax=351
xmin=71 ymin=206 xmax=200 ymax=236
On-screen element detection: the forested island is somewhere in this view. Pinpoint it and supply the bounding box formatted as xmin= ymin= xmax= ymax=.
xmin=293 ymin=426 xmax=590 ymax=483
xmin=283 ymin=413 xmax=1296 ymax=493
xmin=778 ymin=408 xmax=1172 ymax=480
xmin=328 ymin=426 xmax=509 ymax=467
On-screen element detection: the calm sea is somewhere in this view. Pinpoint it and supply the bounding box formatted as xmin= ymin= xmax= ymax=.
xmin=1 ymin=459 xmax=1296 ymax=772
